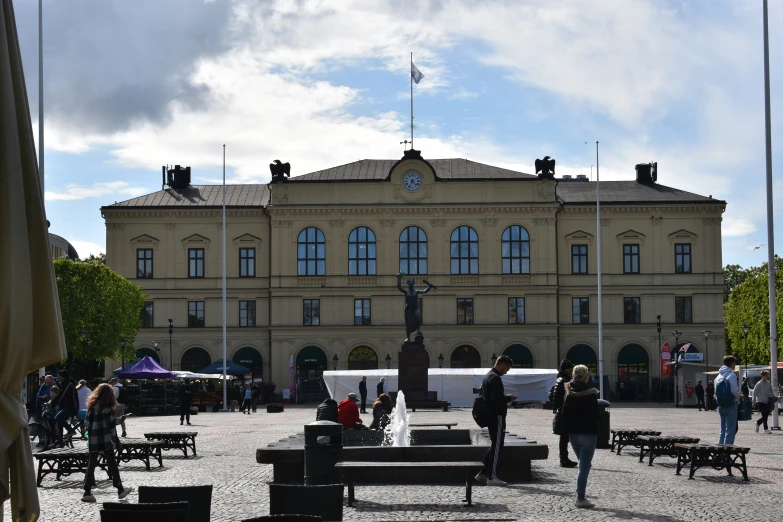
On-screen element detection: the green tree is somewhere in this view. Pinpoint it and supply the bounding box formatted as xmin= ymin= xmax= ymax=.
xmin=54 ymin=258 xmax=146 ymax=377
xmin=724 ymin=255 xmax=783 ymax=365
xmin=81 ymin=252 xmax=106 ymax=265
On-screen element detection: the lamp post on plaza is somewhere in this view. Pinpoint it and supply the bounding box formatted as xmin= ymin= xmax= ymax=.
xmin=332 ymin=354 xmax=339 ymax=371
xmin=168 ymin=319 xmax=174 ymax=370
xmin=672 ymin=330 xmax=681 ymax=404
xmin=657 ymin=315 xmax=662 ymax=401
xmin=79 ymin=330 xmax=88 ymax=376
xmin=385 ymin=353 xmax=391 ymax=369
xmin=119 ymin=338 xmax=127 ymax=371
xmin=702 ymin=330 xmax=711 ymax=371
xmin=438 ymin=353 xmax=444 ymax=369
xmin=741 ymin=324 xmax=750 ymax=366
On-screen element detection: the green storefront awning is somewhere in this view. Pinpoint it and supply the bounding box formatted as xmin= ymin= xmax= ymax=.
xmin=618 ymin=344 xmax=649 ymax=364
xmin=566 ymin=344 xmax=597 ymax=365
xmin=233 ymin=347 xmax=263 ymax=371
xmin=297 ymin=346 xmax=327 ymax=367
xmin=503 ymin=344 xmax=534 ymax=367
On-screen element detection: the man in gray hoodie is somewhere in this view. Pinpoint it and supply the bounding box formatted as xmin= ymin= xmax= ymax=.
xmin=714 ymin=355 xmax=741 ymax=445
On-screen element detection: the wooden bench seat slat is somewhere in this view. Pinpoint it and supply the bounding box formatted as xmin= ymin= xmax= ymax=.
xmin=674 ymin=443 xmax=750 ymax=481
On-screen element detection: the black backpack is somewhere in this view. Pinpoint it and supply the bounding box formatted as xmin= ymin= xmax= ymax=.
xmin=116 ymin=385 xmax=129 ymax=404
xmin=472 ymin=384 xmax=490 ymax=428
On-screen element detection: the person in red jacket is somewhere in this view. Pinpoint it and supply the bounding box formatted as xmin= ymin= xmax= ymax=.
xmin=337 ymin=393 xmax=366 ymax=429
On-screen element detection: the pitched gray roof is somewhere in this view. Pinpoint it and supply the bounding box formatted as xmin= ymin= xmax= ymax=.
xmin=103 ymin=185 xmax=270 ymax=209
xmin=288 ymin=158 xmax=537 ymax=182
xmin=556 ymin=180 xmax=725 ymax=205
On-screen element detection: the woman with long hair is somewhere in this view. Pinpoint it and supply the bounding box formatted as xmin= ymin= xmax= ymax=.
xmin=81 ymin=383 xmax=132 ymax=503
xmin=369 ymin=393 xmax=392 ymax=430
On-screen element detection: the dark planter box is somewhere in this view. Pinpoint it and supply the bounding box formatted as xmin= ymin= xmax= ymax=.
xmin=267 ymin=403 xmax=285 ymax=413
xmin=269 ymin=483 xmax=343 ymax=521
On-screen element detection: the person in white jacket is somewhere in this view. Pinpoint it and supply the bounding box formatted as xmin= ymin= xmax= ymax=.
xmin=714 ymin=355 xmax=741 ymax=445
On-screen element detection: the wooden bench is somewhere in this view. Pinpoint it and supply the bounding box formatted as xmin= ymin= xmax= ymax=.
xmin=117 ymin=439 xmax=165 ymax=469
xmin=33 ymin=448 xmax=102 ymax=486
xmin=335 ymin=461 xmax=484 ymax=507
xmin=409 ymin=422 xmax=458 ymax=430
xmin=674 ymin=443 xmax=750 ymax=481
xmin=637 ymin=435 xmax=700 ymax=466
xmin=610 ymin=429 xmax=661 ymax=455
xmin=144 ymin=432 xmax=198 ymax=458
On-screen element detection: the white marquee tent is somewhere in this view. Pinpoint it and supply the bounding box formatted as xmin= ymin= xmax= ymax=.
xmin=322 ymin=368 xmax=558 ymax=408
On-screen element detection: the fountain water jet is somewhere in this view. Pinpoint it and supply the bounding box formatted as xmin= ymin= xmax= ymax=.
xmin=384 ymin=390 xmax=410 ymax=446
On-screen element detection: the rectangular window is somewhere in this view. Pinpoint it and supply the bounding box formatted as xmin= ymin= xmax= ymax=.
xmin=457 ymin=298 xmax=474 ymax=325
xmin=239 ymin=248 xmax=256 ymax=278
xmin=140 ymin=301 xmax=154 ymax=328
xmin=137 ymin=249 xmax=153 ymax=278
xmin=675 ymin=243 xmax=692 ymax=274
xmin=572 ymin=297 xmax=589 ymax=324
xmin=571 ymin=244 xmax=588 ymax=274
xmin=354 ymin=299 xmax=371 ymax=326
xmin=188 ymin=301 xmax=205 ymax=327
xmin=623 ymin=297 xmax=641 ymax=324
xmin=623 ymin=244 xmax=640 ymax=274
xmin=239 ymin=300 xmax=256 ymax=327
xmin=188 ymin=248 xmax=205 ymax=278
xmin=508 ymin=298 xmax=525 ymax=324
xmin=675 ymin=296 xmax=693 ymax=324
xmin=303 ymin=299 xmax=321 ymax=326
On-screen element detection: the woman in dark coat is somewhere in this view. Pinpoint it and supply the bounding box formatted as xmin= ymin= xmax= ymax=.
xmin=561 ymin=364 xmax=600 ymax=509
xmin=369 ymin=393 xmax=392 ymax=430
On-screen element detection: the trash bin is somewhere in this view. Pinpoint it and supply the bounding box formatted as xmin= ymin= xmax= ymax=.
xmin=596 ymin=399 xmax=611 ymax=449
xmin=304 ymin=420 xmax=343 ymax=485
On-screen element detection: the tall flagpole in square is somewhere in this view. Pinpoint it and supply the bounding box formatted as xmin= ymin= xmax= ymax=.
xmin=410 ymin=52 xmax=414 ymax=148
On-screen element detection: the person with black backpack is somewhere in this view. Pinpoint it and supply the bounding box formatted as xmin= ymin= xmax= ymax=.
xmin=552 ymin=359 xmax=578 ymax=468
xmin=714 ymin=355 xmax=741 ymax=444
xmin=474 ymin=355 xmax=516 ymax=487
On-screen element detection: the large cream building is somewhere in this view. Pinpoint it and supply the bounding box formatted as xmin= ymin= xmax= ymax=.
xmin=101 ymin=151 xmax=726 ymax=401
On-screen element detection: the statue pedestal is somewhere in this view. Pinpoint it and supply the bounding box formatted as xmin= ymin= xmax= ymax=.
xmin=392 ymin=342 xmax=450 ymax=411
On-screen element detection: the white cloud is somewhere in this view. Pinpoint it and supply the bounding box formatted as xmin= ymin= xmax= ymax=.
xmin=722 ymin=217 xmax=757 ymax=237
xmin=69 ymin=240 xmax=105 ymax=259
xmin=45 ymin=182 xmax=149 ymax=201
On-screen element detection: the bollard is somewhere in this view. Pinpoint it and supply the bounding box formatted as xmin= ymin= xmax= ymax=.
xmin=597 ymin=399 xmax=611 ymax=449
xmin=304 ymin=420 xmax=343 ymax=485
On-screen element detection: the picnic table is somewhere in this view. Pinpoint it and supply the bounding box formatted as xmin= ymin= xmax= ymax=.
xmin=408 ymin=422 xmax=458 ymax=430
xmin=335 ymin=461 xmax=484 ymax=507
xmin=144 ymin=431 xmax=198 ymax=458
xmin=117 ymin=439 xmax=165 ymax=469
xmin=33 ymin=447 xmax=98 ymax=486
xmin=610 ymin=429 xmax=661 ymax=455
xmin=637 ymin=435 xmax=700 ymax=466
xmin=675 ymin=443 xmax=750 ymax=481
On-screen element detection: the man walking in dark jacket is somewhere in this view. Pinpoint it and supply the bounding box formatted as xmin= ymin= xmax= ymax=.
xmin=475 ymin=355 xmax=516 ymax=486
xmin=695 ymin=379 xmax=705 ymax=411
xmin=553 ymin=359 xmax=578 ymax=468
xmin=179 ymin=379 xmax=193 ymax=425
xmin=51 ymin=370 xmax=79 ymax=445
xmin=359 ymin=376 xmax=368 ymax=414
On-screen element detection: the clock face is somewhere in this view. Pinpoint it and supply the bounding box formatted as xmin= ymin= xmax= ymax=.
xmin=402 ymin=171 xmax=423 ymax=191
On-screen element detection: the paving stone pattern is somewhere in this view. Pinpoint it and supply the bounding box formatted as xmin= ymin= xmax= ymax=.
xmin=7 ymin=404 xmax=783 ymax=521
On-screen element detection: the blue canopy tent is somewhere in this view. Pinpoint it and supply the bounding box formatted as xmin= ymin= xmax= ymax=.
xmin=199 ymin=358 xmax=250 ymax=376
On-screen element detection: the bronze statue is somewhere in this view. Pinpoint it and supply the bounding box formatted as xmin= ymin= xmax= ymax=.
xmin=396 ymin=272 xmax=436 ymax=343
xmin=535 ymin=156 xmax=556 ymax=178
xmin=269 ymin=160 xmax=290 ymax=182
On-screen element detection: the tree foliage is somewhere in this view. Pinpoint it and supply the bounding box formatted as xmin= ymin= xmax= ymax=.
xmin=724 ymin=255 xmax=783 ymax=365
xmin=81 ymin=252 xmax=106 ymax=265
xmin=54 ymin=258 xmax=146 ymax=374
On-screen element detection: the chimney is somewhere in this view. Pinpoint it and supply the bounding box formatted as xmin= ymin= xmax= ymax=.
xmin=635 ymin=162 xmax=657 ymax=184
xmin=163 ymin=165 xmax=192 ymax=189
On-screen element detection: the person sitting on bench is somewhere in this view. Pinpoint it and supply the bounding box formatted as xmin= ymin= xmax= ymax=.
xmin=316 ymin=398 xmax=338 ymax=423
xmin=338 ymin=393 xmax=366 ymax=430
xmin=370 ymin=393 xmax=392 ymax=430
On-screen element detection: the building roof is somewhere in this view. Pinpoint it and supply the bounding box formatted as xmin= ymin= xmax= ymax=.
xmin=556 ymin=180 xmax=725 ymax=205
xmin=287 ymin=158 xmax=537 ymax=182
xmin=103 ymin=185 xmax=270 ymax=209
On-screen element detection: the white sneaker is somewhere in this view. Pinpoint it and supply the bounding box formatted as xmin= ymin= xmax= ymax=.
xmin=487 ymin=477 xmax=507 ymax=487
xmin=118 ymin=486 xmax=133 ymax=499
xmin=756 ymin=424 xmax=760 ymax=433
xmin=81 ymin=494 xmax=96 ymax=503
xmin=473 ymin=472 xmax=487 ymax=485
xmin=575 ymin=499 xmax=594 ymax=509
xmin=764 ymin=429 xmax=772 ymax=434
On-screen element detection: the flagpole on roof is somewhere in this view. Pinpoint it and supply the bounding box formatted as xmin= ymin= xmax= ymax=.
xmin=221 ymin=144 xmax=228 ymax=412
xmin=762 ymin=0 xmax=779 ymax=430
xmin=410 ymin=52 xmax=414 ymax=148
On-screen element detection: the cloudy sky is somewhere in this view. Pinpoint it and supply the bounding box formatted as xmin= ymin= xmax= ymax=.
xmin=14 ymin=0 xmax=783 ymax=267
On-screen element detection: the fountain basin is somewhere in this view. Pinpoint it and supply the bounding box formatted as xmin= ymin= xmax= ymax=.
xmin=257 ymin=428 xmax=548 ymax=484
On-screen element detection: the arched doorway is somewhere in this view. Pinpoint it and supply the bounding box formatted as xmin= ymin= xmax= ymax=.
xmin=233 ymin=347 xmax=263 ymax=379
xmin=503 ymin=344 xmax=534 ymax=368
xmin=450 ymin=345 xmax=482 ymax=369
xmin=617 ymin=344 xmax=649 ymax=401
xmin=347 ymin=346 xmax=378 ymax=370
xmin=566 ymin=344 xmax=597 ymax=375
xmin=181 ymin=347 xmax=211 ymax=373
xmin=136 ymin=347 xmax=160 ymax=364
xmin=297 ymin=346 xmax=327 ymax=393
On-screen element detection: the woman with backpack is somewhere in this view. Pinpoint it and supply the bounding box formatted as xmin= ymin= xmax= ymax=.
xmin=561 ymin=364 xmax=600 ymax=509
xmin=714 ymin=356 xmax=740 ymax=445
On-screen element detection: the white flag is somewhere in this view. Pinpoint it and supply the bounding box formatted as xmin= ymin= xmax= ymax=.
xmin=411 ymin=62 xmax=424 ymax=84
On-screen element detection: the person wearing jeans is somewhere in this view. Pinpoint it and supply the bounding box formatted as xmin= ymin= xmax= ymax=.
xmin=714 ymin=356 xmax=741 ymax=445
xmin=561 ymin=364 xmax=600 ymax=509
xmin=753 ymin=370 xmax=776 ymax=434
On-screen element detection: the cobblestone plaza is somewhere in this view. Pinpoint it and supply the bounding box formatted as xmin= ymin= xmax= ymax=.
xmin=11 ymin=404 xmax=782 ymax=522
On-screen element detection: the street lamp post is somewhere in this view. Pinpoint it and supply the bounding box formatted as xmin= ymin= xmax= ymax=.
xmin=672 ymin=330 xmax=681 ymax=404
xmin=438 ymin=353 xmax=444 ymax=369
xmin=79 ymin=330 xmax=88 ymax=377
xmin=332 ymin=354 xmax=339 ymax=371
xmin=168 ymin=319 xmax=174 ymax=370
xmin=385 ymin=353 xmax=391 ymax=369
xmin=657 ymin=315 xmax=662 ymax=402
xmin=119 ymin=338 xmax=127 ymax=371
xmin=741 ymin=324 xmax=750 ymax=366
xmin=491 ymin=353 xmax=497 ymax=367
xmin=702 ymin=330 xmax=711 ymax=371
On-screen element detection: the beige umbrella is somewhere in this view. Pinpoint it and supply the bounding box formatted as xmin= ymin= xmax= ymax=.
xmin=0 ymin=0 xmax=67 ymax=520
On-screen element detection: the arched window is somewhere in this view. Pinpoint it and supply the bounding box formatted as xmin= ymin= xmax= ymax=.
xmin=233 ymin=347 xmax=264 ymax=378
xmin=617 ymin=344 xmax=650 ymax=400
xmin=297 ymin=227 xmax=325 ymax=276
xmin=348 ymin=227 xmax=376 ymax=275
xmin=450 ymin=226 xmax=478 ymax=274
xmin=450 ymin=345 xmax=482 ymax=369
xmin=399 ymin=226 xmax=428 ymax=275
xmin=136 ymin=347 xmax=160 ymax=364
xmin=347 ymin=346 xmax=379 ymax=370
xmin=566 ymin=344 xmax=597 ymax=375
xmin=502 ymin=344 xmax=534 ymax=368
xmin=501 ymin=226 xmax=530 ymax=274
xmin=181 ymin=347 xmax=212 ymax=373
